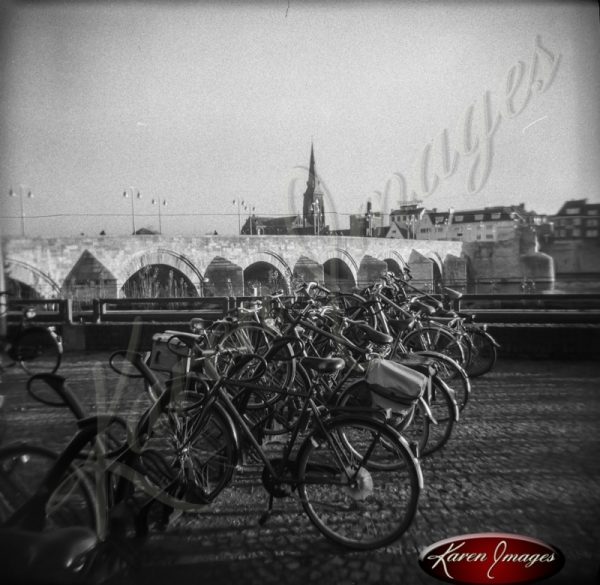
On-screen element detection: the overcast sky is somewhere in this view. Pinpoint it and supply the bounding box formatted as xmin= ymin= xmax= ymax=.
xmin=0 ymin=0 xmax=599 ymax=237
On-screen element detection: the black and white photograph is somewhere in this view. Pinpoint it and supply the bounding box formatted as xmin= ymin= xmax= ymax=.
xmin=0 ymin=1 xmax=599 ymax=583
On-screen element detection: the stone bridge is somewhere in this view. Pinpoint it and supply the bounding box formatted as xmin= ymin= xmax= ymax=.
xmin=1 ymin=235 xmax=470 ymax=298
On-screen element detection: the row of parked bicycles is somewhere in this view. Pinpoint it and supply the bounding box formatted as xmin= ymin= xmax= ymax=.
xmin=0 ymin=271 xmax=499 ymax=582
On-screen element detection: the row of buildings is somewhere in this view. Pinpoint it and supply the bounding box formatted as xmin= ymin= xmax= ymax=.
xmin=240 ymin=146 xmax=599 ymax=247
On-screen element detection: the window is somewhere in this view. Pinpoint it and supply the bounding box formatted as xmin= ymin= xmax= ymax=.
xmin=491 ymin=213 xmax=501 ymax=220
xmin=566 ymin=207 xmax=580 ymax=215
xmin=586 ymin=219 xmax=598 ymax=227
xmin=573 ymin=218 xmax=581 ymax=226
xmin=454 ymin=215 xmax=463 ymax=222
xmin=558 ymin=229 xmax=566 ymax=238
xmin=572 ymin=228 xmax=581 ymax=237
xmin=587 ymin=209 xmax=598 ymax=215
xmin=474 ymin=214 xmax=484 ymax=221
xmin=585 ymin=229 xmax=598 ymax=237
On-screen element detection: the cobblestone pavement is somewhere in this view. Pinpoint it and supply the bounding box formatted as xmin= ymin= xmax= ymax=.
xmin=1 ymin=354 xmax=599 ymax=585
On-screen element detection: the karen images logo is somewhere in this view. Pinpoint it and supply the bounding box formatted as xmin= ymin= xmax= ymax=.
xmin=419 ymin=533 xmax=565 ymax=585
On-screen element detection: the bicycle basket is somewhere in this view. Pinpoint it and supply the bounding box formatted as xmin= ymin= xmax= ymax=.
xmin=365 ymin=358 xmax=427 ymax=410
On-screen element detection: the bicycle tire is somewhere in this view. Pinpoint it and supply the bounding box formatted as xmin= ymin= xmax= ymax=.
xmin=464 ymin=327 xmax=498 ymax=377
xmin=136 ymin=392 xmax=238 ymax=505
xmin=421 ymin=377 xmax=459 ymax=457
xmin=14 ymin=327 xmax=62 ymax=375
xmin=411 ymin=350 xmax=471 ymax=413
xmin=335 ymin=380 xmax=429 ymax=462
xmin=216 ymin=323 xmax=296 ymax=409
xmin=0 ymin=442 xmax=96 ymax=531
xmin=401 ymin=325 xmax=466 ymax=366
xmin=297 ymin=416 xmax=421 ymax=550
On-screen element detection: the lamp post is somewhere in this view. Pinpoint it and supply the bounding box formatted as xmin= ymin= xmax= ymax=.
xmin=151 ymin=197 xmax=167 ymax=235
xmin=232 ymin=198 xmax=245 ymax=234
xmin=9 ymin=186 xmax=33 ymax=236
xmin=247 ymin=203 xmax=256 ymax=235
xmin=123 ymin=188 xmax=141 ymax=235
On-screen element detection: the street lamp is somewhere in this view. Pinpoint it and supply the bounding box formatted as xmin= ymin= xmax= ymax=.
xmin=123 ymin=188 xmax=141 ymax=235
xmin=8 ymin=186 xmax=33 ymax=236
xmin=151 ymin=197 xmax=167 ymax=235
xmin=246 ymin=203 xmax=256 ymax=235
xmin=232 ymin=198 xmax=246 ymax=235
xmin=232 ymin=199 xmax=256 ymax=235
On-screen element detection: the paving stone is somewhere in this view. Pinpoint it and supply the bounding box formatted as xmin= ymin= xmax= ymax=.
xmin=0 ymin=355 xmax=598 ymax=584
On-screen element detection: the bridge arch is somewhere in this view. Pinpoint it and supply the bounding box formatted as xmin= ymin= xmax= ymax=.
xmin=5 ymin=258 xmax=62 ymax=298
xmin=236 ymin=251 xmax=293 ymax=280
xmin=428 ymin=251 xmax=445 ymax=276
xmin=320 ymin=249 xmax=359 ymax=283
xmin=244 ymin=261 xmax=290 ymax=295
xmin=323 ymin=259 xmax=357 ymax=292
xmin=381 ymin=250 xmax=408 ymax=276
xmin=119 ymin=249 xmax=203 ymax=296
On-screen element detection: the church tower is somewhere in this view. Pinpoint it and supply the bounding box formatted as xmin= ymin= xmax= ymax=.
xmin=302 ymin=143 xmax=325 ymax=232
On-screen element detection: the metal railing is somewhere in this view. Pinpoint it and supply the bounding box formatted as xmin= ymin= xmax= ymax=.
xmin=4 ymin=293 xmax=600 ymax=326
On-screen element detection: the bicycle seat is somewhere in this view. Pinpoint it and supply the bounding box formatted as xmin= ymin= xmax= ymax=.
xmin=0 ymin=526 xmax=98 ymax=584
xmin=301 ymin=356 xmax=345 ymax=374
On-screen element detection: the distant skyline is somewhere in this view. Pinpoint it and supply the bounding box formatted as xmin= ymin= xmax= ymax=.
xmin=1 ymin=1 xmax=599 ymax=237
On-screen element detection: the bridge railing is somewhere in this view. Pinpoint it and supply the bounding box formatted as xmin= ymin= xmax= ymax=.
xmin=5 ymin=292 xmax=600 ymax=326
xmin=5 ymin=296 xmax=231 ymax=325
xmin=455 ymin=293 xmax=600 ymax=323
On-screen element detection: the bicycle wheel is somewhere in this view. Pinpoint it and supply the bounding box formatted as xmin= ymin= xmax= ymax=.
xmin=412 ymin=350 xmax=471 ymax=413
xmin=297 ymin=417 xmax=421 ymax=550
xmin=0 ymin=443 xmax=96 ymax=531
xmin=421 ymin=377 xmax=459 ymax=457
xmin=464 ymin=327 xmax=498 ymax=378
xmin=14 ymin=327 xmax=62 ymax=375
xmin=137 ymin=392 xmax=237 ymax=505
xmin=336 ymin=380 xmax=429 ymax=461
xmin=402 ymin=325 xmax=466 ymax=366
xmin=216 ymin=323 xmax=295 ymax=409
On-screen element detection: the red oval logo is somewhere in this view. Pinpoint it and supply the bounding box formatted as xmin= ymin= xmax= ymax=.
xmin=419 ymin=533 xmax=565 ymax=585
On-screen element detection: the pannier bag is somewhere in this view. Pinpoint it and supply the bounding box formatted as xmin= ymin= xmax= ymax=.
xmin=366 ymin=358 xmax=428 ymax=411
xmin=148 ymin=331 xmax=187 ymax=372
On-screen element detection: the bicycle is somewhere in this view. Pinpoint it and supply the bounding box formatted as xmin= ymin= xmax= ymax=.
xmin=112 ymin=348 xmax=424 ymax=550
xmin=0 ymin=292 xmax=63 ymax=377
xmin=377 ymin=274 xmax=499 ymax=377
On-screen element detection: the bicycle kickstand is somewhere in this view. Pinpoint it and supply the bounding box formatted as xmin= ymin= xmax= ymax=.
xmin=259 ymin=494 xmax=274 ymax=526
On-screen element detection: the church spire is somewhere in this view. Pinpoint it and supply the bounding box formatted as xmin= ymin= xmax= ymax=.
xmin=302 ymin=141 xmax=325 ymax=232
xmin=307 ymin=142 xmax=316 ymax=191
